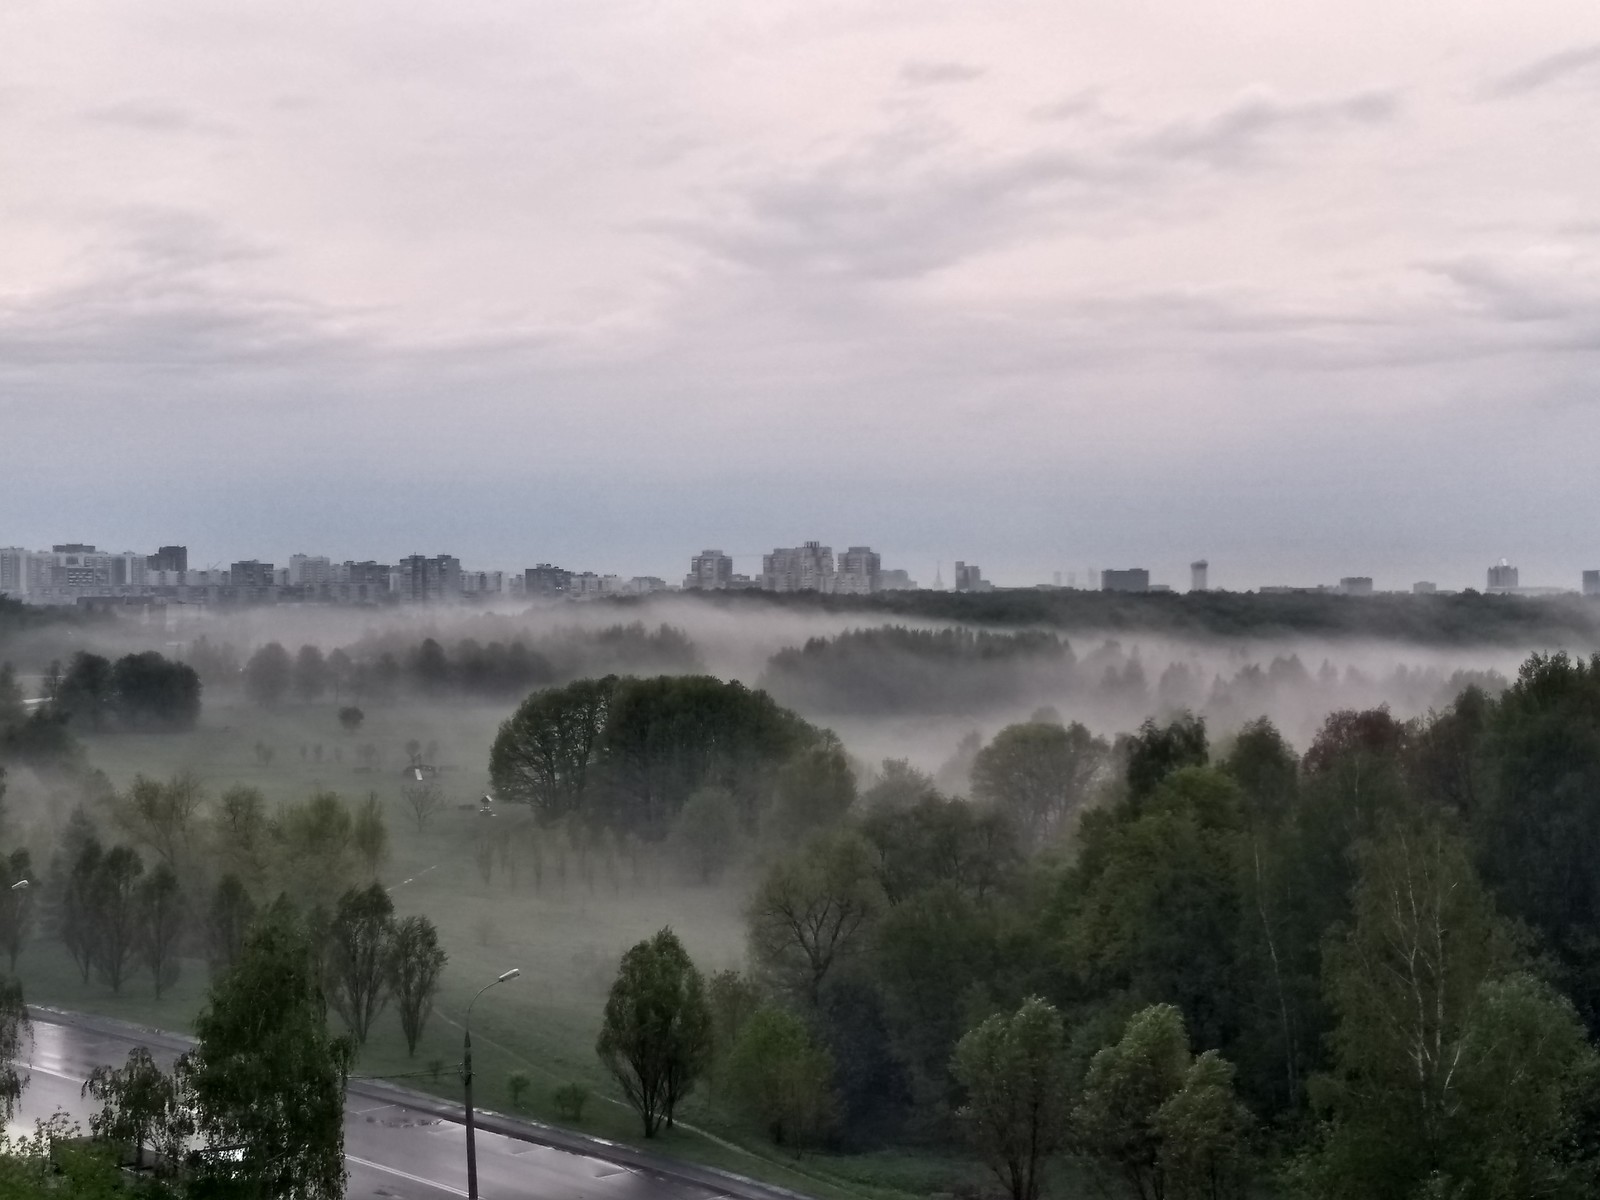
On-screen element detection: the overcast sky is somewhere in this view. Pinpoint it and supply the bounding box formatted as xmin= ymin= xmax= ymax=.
xmin=4 ymin=2 xmax=1599 ymax=590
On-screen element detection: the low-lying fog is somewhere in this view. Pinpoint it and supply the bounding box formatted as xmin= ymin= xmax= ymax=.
xmin=5 ymin=594 xmax=1561 ymax=772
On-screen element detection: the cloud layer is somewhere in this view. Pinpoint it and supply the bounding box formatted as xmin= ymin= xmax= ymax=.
xmin=2 ymin=1 xmax=1599 ymax=590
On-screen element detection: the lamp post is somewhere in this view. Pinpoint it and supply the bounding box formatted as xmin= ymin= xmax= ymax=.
xmin=464 ymin=968 xmax=519 ymax=1200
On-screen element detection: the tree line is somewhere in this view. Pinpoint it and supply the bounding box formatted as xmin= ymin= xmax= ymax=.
xmin=0 ymin=650 xmax=200 ymax=778
xmin=675 ymin=582 xmax=1600 ymax=646
xmin=758 ymin=624 xmax=1503 ymax=724
xmin=229 ymin=621 xmax=701 ymax=706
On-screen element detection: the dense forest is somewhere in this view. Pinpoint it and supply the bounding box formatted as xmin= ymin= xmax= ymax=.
xmin=486 ymin=652 xmax=1600 ymax=1197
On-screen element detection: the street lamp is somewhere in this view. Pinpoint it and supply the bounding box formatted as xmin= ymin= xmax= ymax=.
xmin=463 ymin=968 xmax=519 ymax=1200
xmin=8 ymin=880 xmax=27 ymax=891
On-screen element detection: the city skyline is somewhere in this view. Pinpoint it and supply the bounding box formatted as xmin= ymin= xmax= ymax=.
xmin=4 ymin=535 xmax=1596 ymax=600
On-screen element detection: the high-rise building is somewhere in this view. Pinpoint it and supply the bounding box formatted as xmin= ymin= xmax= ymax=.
xmin=1101 ymin=568 xmax=1150 ymax=593
xmin=1413 ymin=581 xmax=1438 ymax=594
xmin=0 ymin=548 xmax=31 ymax=598
xmin=524 ymin=563 xmax=572 ymax=598
xmin=397 ymin=555 xmax=462 ymax=603
xmin=1190 ymin=560 xmax=1209 ymax=592
xmin=337 ymin=561 xmax=393 ymax=602
xmin=835 ymin=546 xmax=882 ymax=595
xmin=229 ymin=560 xmax=275 ymax=590
xmin=684 ymin=549 xmax=734 ymax=590
xmin=460 ymin=570 xmax=505 ymax=597
xmin=879 ymin=568 xmax=918 ymax=591
xmin=288 ymin=554 xmax=332 ymax=587
xmin=147 ymin=545 xmax=188 ymax=573
xmin=1487 ymin=560 xmax=1519 ymax=593
xmin=1583 ymin=570 xmax=1600 ymax=597
xmin=954 ymin=562 xmax=991 ymax=593
xmin=762 ymin=542 xmax=834 ymax=593
xmin=1339 ymin=576 xmax=1374 ymax=596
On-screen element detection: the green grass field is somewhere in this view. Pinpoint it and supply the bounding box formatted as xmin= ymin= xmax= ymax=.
xmin=9 ymin=698 xmax=991 ymax=1200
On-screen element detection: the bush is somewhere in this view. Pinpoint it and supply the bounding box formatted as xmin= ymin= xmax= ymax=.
xmin=553 ymin=1082 xmax=589 ymax=1123
xmin=339 ymin=706 xmax=365 ymax=732
xmin=507 ymin=1070 xmax=530 ymax=1109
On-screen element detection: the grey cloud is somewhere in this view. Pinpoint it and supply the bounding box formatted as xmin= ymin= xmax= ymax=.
xmin=1486 ymin=43 xmax=1600 ymax=97
xmin=899 ymin=60 xmax=985 ymax=86
xmin=683 ymin=87 xmax=1399 ymax=281
xmin=0 ymin=212 xmax=355 ymax=374
xmin=1423 ymin=259 xmax=1600 ymax=365
xmin=1132 ymin=88 xmax=1398 ymax=168
xmin=81 ymin=97 xmax=232 ymax=136
xmin=105 ymin=206 xmax=272 ymax=275
xmin=1029 ymin=90 xmax=1108 ymax=123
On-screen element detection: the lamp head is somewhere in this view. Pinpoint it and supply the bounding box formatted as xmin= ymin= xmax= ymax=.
xmin=497 ymin=968 xmax=521 ymax=983
xmin=9 ymin=880 xmax=27 ymax=891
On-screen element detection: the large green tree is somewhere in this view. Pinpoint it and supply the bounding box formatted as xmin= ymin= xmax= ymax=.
xmin=243 ymin=643 xmax=293 ymax=707
xmin=1295 ymin=819 xmax=1599 ymax=1199
xmin=1075 ymin=1004 xmax=1249 ymax=1200
xmin=950 ymin=996 xmax=1072 ymax=1200
xmin=747 ymin=831 xmax=883 ymax=1006
xmin=596 ymin=927 xmax=713 ymax=1137
xmin=179 ymin=903 xmax=354 ymax=1199
xmin=860 ymin=795 xmax=1018 ymax=905
xmin=723 ymin=1005 xmax=837 ymax=1150
xmin=137 ymin=863 xmax=185 ymax=998
xmin=90 ymin=846 xmax=144 ymax=994
xmin=599 ymin=675 xmax=815 ymax=834
xmin=82 ymin=1046 xmax=192 ymax=1172
xmin=324 ymin=884 xmax=395 ymax=1045
xmin=108 ymin=652 xmax=201 ymax=729
xmin=1125 ymin=713 xmax=1209 ymax=801
xmin=1060 ymin=768 xmax=1247 ymax=1055
xmin=971 ymin=721 xmax=1108 ymax=845
xmin=489 ymin=676 xmax=618 ymax=821
xmin=388 ymin=914 xmax=446 ymax=1057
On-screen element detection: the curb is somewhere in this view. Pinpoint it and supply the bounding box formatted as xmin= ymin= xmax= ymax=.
xmin=26 ymin=1007 xmax=814 ymax=1200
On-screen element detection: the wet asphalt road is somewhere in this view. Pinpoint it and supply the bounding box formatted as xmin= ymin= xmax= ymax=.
xmin=14 ymin=1016 xmax=740 ymax=1200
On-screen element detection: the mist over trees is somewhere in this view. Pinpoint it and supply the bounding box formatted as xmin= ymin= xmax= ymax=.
xmin=7 ymin=585 xmax=1600 ymax=1198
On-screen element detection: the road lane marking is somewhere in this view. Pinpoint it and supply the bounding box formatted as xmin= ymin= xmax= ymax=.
xmin=346 ymin=1154 xmax=468 ymax=1198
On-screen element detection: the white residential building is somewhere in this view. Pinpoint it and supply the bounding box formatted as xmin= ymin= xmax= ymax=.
xmin=684 ymin=549 xmax=734 ymax=590
xmin=762 ymin=542 xmax=834 ymax=593
xmin=835 ymin=546 xmax=881 ymax=595
xmin=288 ymin=554 xmax=333 ymax=587
xmin=461 ymin=570 xmax=505 ymax=597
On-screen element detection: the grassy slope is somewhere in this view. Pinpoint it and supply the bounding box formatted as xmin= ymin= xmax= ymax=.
xmin=12 ymin=700 xmax=988 ymax=1200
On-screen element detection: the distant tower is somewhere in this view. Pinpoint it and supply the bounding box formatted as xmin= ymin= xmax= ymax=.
xmin=933 ymin=562 xmax=945 ymax=591
xmin=1190 ymin=560 xmax=1209 ymax=592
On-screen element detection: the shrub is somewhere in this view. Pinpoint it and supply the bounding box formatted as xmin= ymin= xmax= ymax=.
xmin=507 ymin=1070 xmax=530 ymax=1109
xmin=553 ymin=1082 xmax=589 ymax=1123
